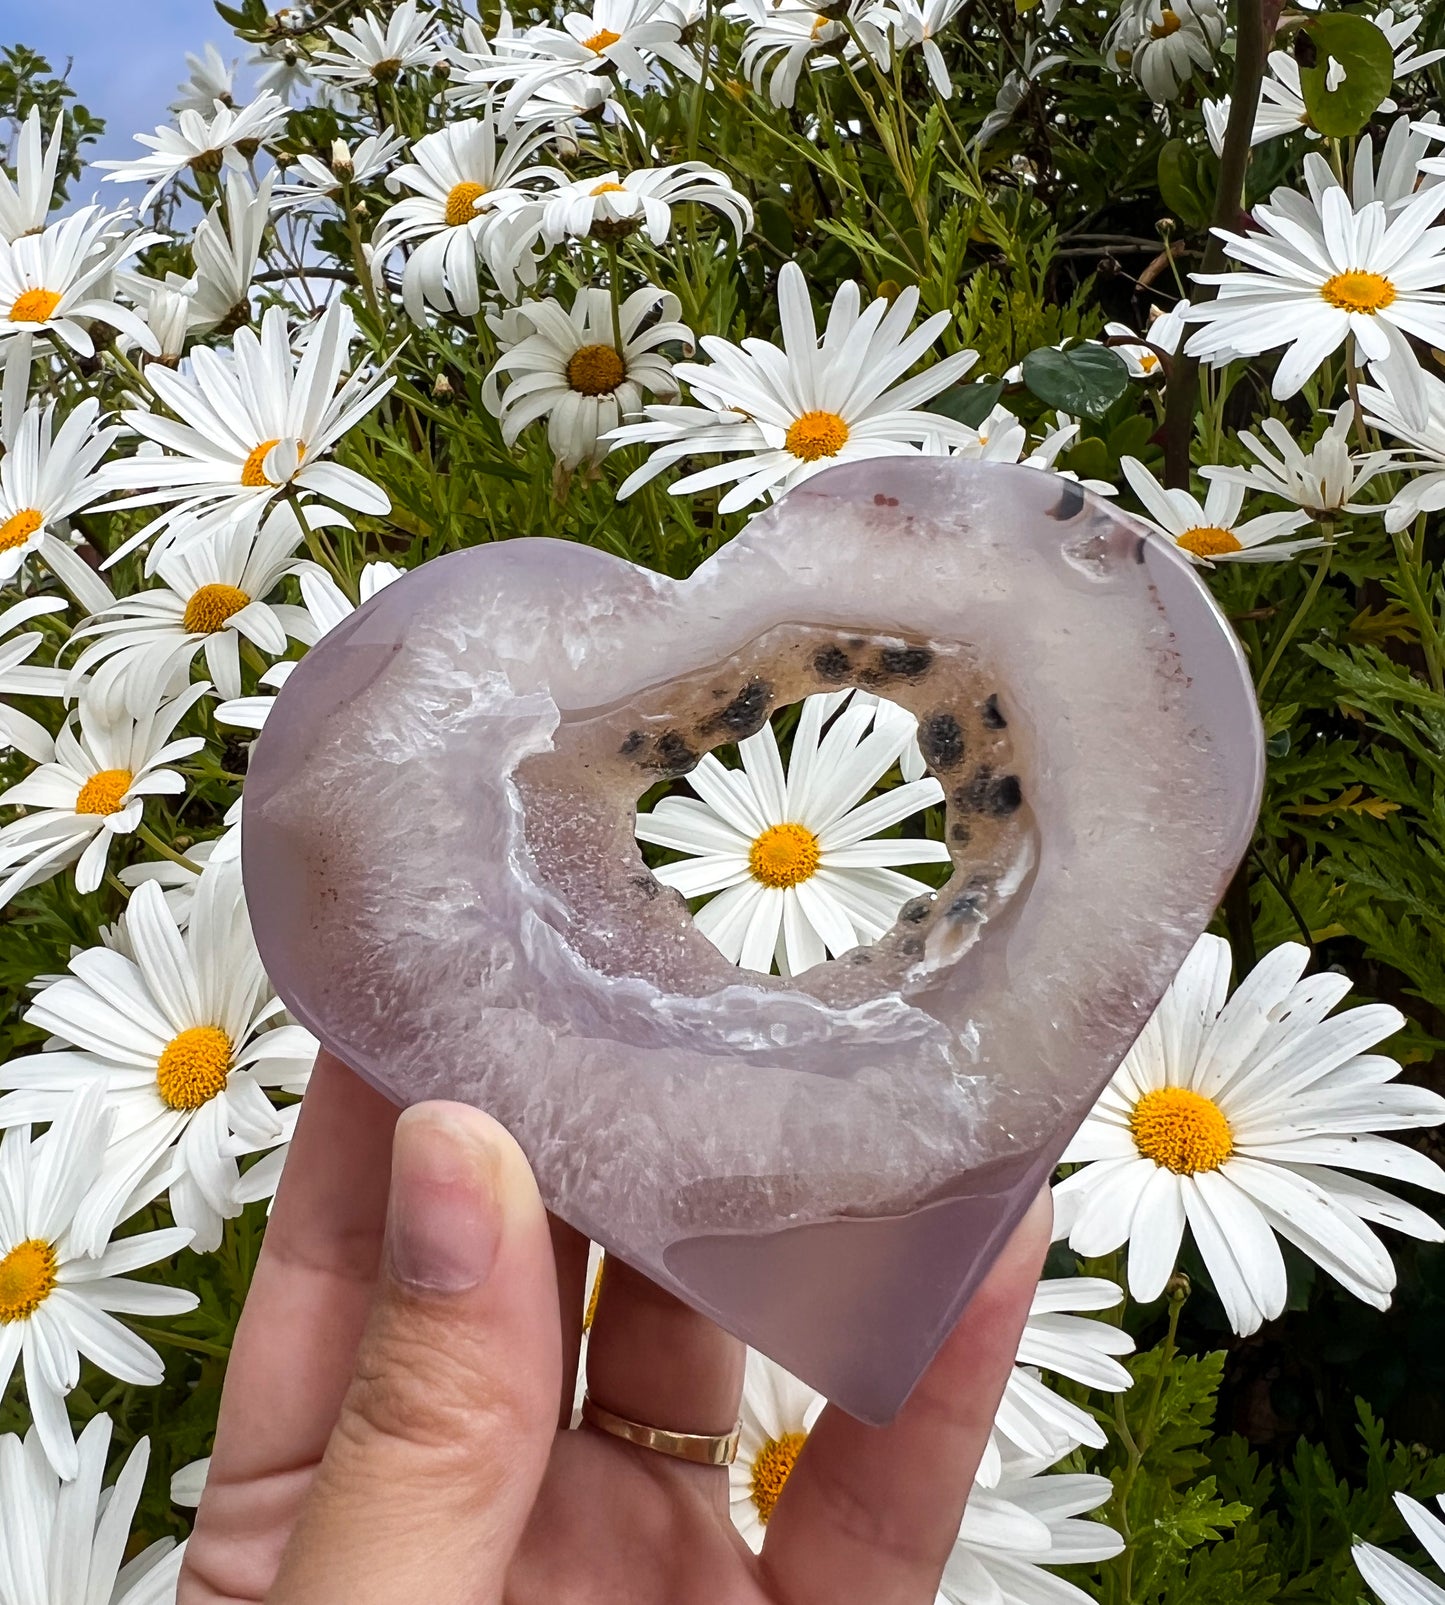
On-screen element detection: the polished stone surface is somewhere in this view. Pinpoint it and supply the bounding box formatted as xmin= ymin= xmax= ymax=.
xmin=243 ymin=459 xmax=1263 ymax=1422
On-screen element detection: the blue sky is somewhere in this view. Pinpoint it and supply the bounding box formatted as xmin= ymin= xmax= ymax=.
xmin=13 ymin=0 xmax=230 ymax=163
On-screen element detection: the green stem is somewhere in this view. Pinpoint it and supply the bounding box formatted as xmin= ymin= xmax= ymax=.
xmin=136 ymin=823 xmax=204 ymax=875
xmin=288 ymin=491 xmax=346 ymax=585
xmin=128 ymin=1322 xmax=231 ymax=1360
xmin=688 ymin=0 xmax=717 ymax=162
xmin=606 ymin=240 xmax=624 ymax=354
xmin=1258 ymin=543 xmax=1332 ymax=696
xmin=343 ymin=183 xmax=384 ymax=323
xmin=1161 ymin=0 xmax=1274 ymax=488
xmin=1392 ymin=519 xmax=1445 ymax=694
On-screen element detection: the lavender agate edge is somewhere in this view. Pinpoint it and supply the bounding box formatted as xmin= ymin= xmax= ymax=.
xmin=242 ymin=458 xmax=1264 ymax=1424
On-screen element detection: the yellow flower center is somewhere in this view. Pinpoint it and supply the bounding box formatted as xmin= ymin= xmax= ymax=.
xmin=240 ymin=437 xmax=304 ymax=488
xmin=0 ymin=1239 xmax=58 ymax=1323
xmin=785 ymin=410 xmax=850 ymax=462
xmin=750 ymin=1431 xmax=807 ymax=1524
xmin=444 ymin=180 xmax=488 ymax=227
xmin=184 ymin=582 xmax=252 ymax=634
xmin=566 ymin=342 xmax=627 ymax=396
xmin=748 ymin=822 xmax=821 ymax=888
xmin=584 ymin=1254 xmax=606 ymax=1331
xmin=156 ymin=1025 xmax=234 ymax=1111
xmin=1139 ymin=352 xmax=1160 ymax=373
xmin=809 ymin=14 xmax=831 ymax=37
xmin=1321 ymin=270 xmax=1397 ymax=314
xmin=590 ymin=181 xmax=628 ymax=195
xmin=583 ymin=27 xmax=622 ymax=50
xmin=0 ymin=508 xmax=43 ymax=551
xmin=1129 ymin=1086 xmax=1233 ymax=1174
xmin=74 ymin=768 xmax=134 ymax=816
xmin=1149 ymin=7 xmax=1182 ymax=36
xmin=8 ymin=288 xmax=61 ymax=324
xmin=1176 ymin=525 xmax=1243 ymax=559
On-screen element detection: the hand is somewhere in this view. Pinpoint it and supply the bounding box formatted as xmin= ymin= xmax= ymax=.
xmin=179 ymin=1050 xmax=1051 ymax=1605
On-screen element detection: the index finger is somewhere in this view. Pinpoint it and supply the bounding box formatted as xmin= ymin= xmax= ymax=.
xmin=210 ymin=1050 xmax=399 ymax=1480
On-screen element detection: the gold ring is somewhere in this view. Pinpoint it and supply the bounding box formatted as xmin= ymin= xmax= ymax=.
xmin=580 ymin=1394 xmax=741 ymax=1466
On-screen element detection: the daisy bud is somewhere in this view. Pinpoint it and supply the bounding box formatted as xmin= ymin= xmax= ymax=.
xmin=432 ymin=373 xmax=457 ymax=406
xmin=331 ymin=138 xmax=355 ymax=178
xmin=1166 ymin=1272 xmax=1191 ymax=1302
xmin=144 ymin=287 xmax=191 ymax=368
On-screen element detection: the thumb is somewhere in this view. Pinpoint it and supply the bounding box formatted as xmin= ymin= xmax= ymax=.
xmin=269 ymin=1101 xmax=561 ymax=1605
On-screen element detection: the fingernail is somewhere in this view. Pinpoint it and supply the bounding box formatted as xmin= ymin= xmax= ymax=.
xmin=388 ymin=1105 xmax=503 ymax=1293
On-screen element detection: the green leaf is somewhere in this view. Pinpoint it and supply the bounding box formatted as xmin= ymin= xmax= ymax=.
xmin=1297 ymin=15 xmax=1394 ymax=138
xmin=928 ymin=380 xmax=1005 ymax=428
xmin=1022 ymin=343 xmax=1129 ymax=419
xmin=1158 ymin=139 xmax=1212 ymax=230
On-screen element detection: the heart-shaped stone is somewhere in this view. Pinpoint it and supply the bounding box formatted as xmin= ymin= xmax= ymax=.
xmin=243 ymin=459 xmax=1262 ymax=1423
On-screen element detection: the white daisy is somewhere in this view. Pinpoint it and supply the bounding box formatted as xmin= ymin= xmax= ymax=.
xmin=1355 ymin=1492 xmax=1445 ymax=1605
xmin=0 ymin=207 xmax=159 ymax=362
xmin=370 ymin=114 xmax=565 ymax=317
xmin=0 ymin=682 xmax=207 ymax=906
xmin=132 ymin=280 xmax=194 ymax=368
xmin=981 ymin=1276 xmax=1134 ymax=1487
xmin=1201 ymin=404 xmax=1394 ymax=519
xmin=67 ymin=500 xmax=317 ymax=715
xmin=943 ymin=405 xmax=1116 ymax=497
xmin=725 ymin=0 xmax=851 ymax=110
xmin=0 ymin=379 xmax=121 ymax=614
xmin=860 ymin=0 xmax=970 ymax=97
xmin=1204 ymin=11 xmax=1443 ymax=155
xmin=185 ymin=169 xmax=274 ymax=337
xmin=272 ymin=129 xmax=408 ymax=213
xmin=95 ymin=92 xmax=290 ymax=211
xmin=0 ymin=1414 xmax=187 ymax=1600
xmin=0 ymin=595 xmax=68 ymax=763
xmin=727 ymin=1352 xmax=1123 ymax=1604
xmin=609 ymin=261 xmax=976 ymax=512
xmin=0 ymin=861 xmax=317 ymax=1256
xmin=728 ymin=1350 xmax=827 ymax=1551
xmin=1053 ymin=934 xmax=1445 ymax=1337
xmin=1339 ymin=115 xmax=1443 ymax=212
xmin=1361 ymin=370 xmax=1445 ymax=531
xmin=99 ymin=298 xmax=394 ymax=567
xmin=507 ymin=70 xmax=626 ymax=138
xmin=1119 ymin=455 xmax=1318 ymax=564
xmin=313 ymin=0 xmax=445 ymax=87
xmin=173 ymin=42 xmax=237 ymax=113
xmin=939 ymin=1450 xmax=1124 ymax=1605
xmin=251 ymin=38 xmax=315 ymax=104
xmin=530 ymin=163 xmax=751 ymax=249
xmin=0 ymin=1086 xmax=197 ymax=1479
xmin=1105 ymin=300 xmax=1191 ymax=380
xmin=634 ymin=688 xmax=950 ymax=976
xmin=471 ymin=0 xmax=701 ymax=114
xmin=1183 ymin=176 xmax=1445 ymax=429
xmin=0 ymin=107 xmax=64 ymax=242
xmin=1117 ymin=0 xmax=1225 ymax=103
xmin=484 ymin=285 xmax=691 ymax=468
xmin=214 ymin=559 xmax=404 ymax=730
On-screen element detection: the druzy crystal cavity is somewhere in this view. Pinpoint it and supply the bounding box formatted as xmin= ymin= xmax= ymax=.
xmin=243 ymin=459 xmax=1263 ymax=1422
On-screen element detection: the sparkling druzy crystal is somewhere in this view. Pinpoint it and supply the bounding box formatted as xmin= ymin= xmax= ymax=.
xmin=243 ymin=459 xmax=1263 ymax=1423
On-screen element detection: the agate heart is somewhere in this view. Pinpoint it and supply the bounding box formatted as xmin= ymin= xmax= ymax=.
xmin=242 ymin=458 xmax=1263 ymax=1423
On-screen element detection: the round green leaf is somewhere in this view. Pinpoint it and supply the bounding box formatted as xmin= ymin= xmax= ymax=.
xmin=1021 ymin=344 xmax=1130 ymax=419
xmin=1297 ymin=15 xmax=1394 ymax=139
xmin=928 ymin=380 xmax=1006 ymax=428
